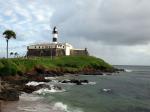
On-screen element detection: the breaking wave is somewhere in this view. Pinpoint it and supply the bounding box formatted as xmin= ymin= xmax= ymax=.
xmin=125 ymin=69 xmax=132 ymax=72
xmin=17 ymin=107 xmax=37 ymax=112
xmin=26 ymin=81 xmax=45 ymax=86
xmin=50 ymin=80 xmax=96 ymax=85
xmin=53 ymin=102 xmax=83 ymax=112
xmin=34 ymin=85 xmax=65 ymax=95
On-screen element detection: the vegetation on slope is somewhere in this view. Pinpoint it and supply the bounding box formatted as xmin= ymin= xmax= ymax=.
xmin=0 ymin=56 xmax=115 ymax=76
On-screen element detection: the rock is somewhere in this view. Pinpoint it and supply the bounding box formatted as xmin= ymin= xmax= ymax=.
xmin=81 ymin=80 xmax=88 ymax=83
xmin=22 ymin=85 xmax=37 ymax=93
xmin=22 ymin=84 xmax=50 ymax=93
xmin=0 ymin=81 xmax=20 ymax=101
xmin=60 ymin=79 xmax=89 ymax=85
xmin=53 ymin=85 xmax=62 ymax=90
xmin=76 ymin=81 xmax=82 ymax=85
xmin=0 ymin=89 xmax=19 ymax=101
xmin=22 ymin=83 xmax=63 ymax=93
xmin=83 ymin=70 xmax=103 ymax=75
xmin=61 ymin=80 xmax=69 ymax=83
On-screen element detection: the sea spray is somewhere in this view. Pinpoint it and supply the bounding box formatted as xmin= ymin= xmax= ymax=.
xmin=125 ymin=69 xmax=132 ymax=72
xmin=53 ymin=102 xmax=83 ymax=112
xmin=34 ymin=85 xmax=65 ymax=95
xmin=26 ymin=81 xmax=45 ymax=86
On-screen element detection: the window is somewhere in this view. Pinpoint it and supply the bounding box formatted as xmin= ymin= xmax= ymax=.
xmin=53 ymin=38 xmax=57 ymax=42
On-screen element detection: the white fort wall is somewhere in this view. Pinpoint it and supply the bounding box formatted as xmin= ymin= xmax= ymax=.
xmin=27 ymin=43 xmax=73 ymax=56
xmin=65 ymin=43 xmax=73 ymax=56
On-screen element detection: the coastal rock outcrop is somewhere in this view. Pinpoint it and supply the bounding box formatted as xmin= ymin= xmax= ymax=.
xmin=0 ymin=82 xmax=19 ymax=101
xmin=0 ymin=89 xmax=19 ymax=101
xmin=22 ymin=84 xmax=50 ymax=93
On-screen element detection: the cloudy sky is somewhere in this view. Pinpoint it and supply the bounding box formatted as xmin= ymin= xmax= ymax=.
xmin=0 ymin=0 xmax=150 ymax=65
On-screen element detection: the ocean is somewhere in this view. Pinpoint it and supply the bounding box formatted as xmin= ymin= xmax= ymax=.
xmin=2 ymin=65 xmax=150 ymax=112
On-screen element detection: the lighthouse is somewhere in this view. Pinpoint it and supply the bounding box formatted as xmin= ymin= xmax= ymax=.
xmin=52 ymin=26 xmax=58 ymax=43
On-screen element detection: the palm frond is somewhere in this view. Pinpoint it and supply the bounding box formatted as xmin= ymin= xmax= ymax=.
xmin=3 ymin=30 xmax=16 ymax=39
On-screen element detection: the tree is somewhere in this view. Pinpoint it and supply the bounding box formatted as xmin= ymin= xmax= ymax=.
xmin=10 ymin=52 xmax=13 ymax=56
xmin=10 ymin=52 xmax=14 ymax=58
xmin=14 ymin=52 xmax=19 ymax=58
xmin=3 ymin=30 xmax=16 ymax=59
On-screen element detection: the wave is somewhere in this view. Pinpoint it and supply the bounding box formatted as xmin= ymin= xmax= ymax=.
xmin=20 ymin=93 xmax=43 ymax=101
xmin=45 ymin=77 xmax=59 ymax=80
xmin=53 ymin=102 xmax=83 ymax=112
xmin=34 ymin=86 xmax=65 ymax=95
xmin=17 ymin=107 xmax=37 ymax=112
xmin=26 ymin=81 xmax=45 ymax=86
xmin=50 ymin=79 xmax=96 ymax=86
xmin=53 ymin=102 xmax=68 ymax=111
xmin=82 ymin=81 xmax=96 ymax=85
xmin=125 ymin=69 xmax=133 ymax=72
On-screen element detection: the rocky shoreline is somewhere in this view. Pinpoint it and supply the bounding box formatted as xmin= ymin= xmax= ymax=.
xmin=0 ymin=68 xmax=124 ymax=101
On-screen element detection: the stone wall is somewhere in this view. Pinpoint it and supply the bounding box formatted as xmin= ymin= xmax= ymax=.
xmin=27 ymin=48 xmax=89 ymax=57
xmin=27 ymin=48 xmax=65 ymax=57
xmin=70 ymin=49 xmax=89 ymax=56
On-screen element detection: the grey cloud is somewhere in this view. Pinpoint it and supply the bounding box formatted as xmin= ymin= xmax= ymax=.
xmin=50 ymin=0 xmax=150 ymax=46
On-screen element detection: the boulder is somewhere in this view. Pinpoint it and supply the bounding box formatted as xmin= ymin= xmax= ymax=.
xmin=60 ymin=79 xmax=89 ymax=85
xmin=0 ymin=89 xmax=19 ymax=101
xmin=22 ymin=84 xmax=50 ymax=93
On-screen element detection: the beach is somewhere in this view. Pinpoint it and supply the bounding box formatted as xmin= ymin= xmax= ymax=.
xmin=1 ymin=93 xmax=57 ymax=112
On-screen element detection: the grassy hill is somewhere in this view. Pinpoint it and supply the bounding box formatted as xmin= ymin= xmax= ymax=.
xmin=0 ymin=56 xmax=115 ymax=76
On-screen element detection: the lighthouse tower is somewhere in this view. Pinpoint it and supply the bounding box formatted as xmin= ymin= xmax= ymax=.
xmin=52 ymin=26 xmax=58 ymax=43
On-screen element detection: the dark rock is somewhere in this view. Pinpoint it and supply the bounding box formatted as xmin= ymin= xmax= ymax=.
xmin=61 ymin=80 xmax=69 ymax=83
xmin=83 ymin=70 xmax=103 ymax=75
xmin=22 ymin=84 xmax=50 ymax=93
xmin=53 ymin=85 xmax=62 ymax=90
xmin=60 ymin=79 xmax=89 ymax=85
xmin=22 ymin=85 xmax=37 ymax=93
xmin=76 ymin=81 xmax=82 ymax=85
xmin=0 ymin=89 xmax=19 ymax=101
xmin=81 ymin=80 xmax=89 ymax=83
xmin=22 ymin=83 xmax=63 ymax=93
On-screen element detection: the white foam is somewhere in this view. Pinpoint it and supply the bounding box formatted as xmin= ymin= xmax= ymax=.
xmin=53 ymin=102 xmax=83 ymax=112
xmin=102 ymin=88 xmax=111 ymax=92
xmin=26 ymin=81 xmax=45 ymax=86
xmin=17 ymin=107 xmax=37 ymax=112
xmin=53 ymin=102 xmax=68 ymax=111
xmin=125 ymin=69 xmax=132 ymax=72
xmin=81 ymin=81 xmax=96 ymax=85
xmin=34 ymin=86 xmax=65 ymax=95
xmin=20 ymin=93 xmax=43 ymax=101
xmin=87 ymin=81 xmax=96 ymax=85
xmin=45 ymin=77 xmax=58 ymax=80
xmin=51 ymin=80 xmax=59 ymax=83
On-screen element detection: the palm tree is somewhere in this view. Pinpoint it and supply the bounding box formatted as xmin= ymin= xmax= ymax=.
xmin=10 ymin=52 xmax=14 ymax=57
xmin=14 ymin=52 xmax=19 ymax=58
xmin=3 ymin=30 xmax=16 ymax=59
xmin=10 ymin=52 xmax=13 ymax=55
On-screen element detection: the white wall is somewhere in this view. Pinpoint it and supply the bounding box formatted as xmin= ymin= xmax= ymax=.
xmin=65 ymin=43 xmax=73 ymax=55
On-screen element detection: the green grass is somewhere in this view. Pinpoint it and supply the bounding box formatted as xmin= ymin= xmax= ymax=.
xmin=0 ymin=56 xmax=114 ymax=76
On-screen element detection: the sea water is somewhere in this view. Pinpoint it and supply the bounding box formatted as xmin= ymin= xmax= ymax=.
xmin=36 ymin=65 xmax=150 ymax=112
xmin=4 ymin=65 xmax=150 ymax=112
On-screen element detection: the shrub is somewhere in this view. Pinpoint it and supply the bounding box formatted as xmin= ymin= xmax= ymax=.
xmin=0 ymin=59 xmax=17 ymax=76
